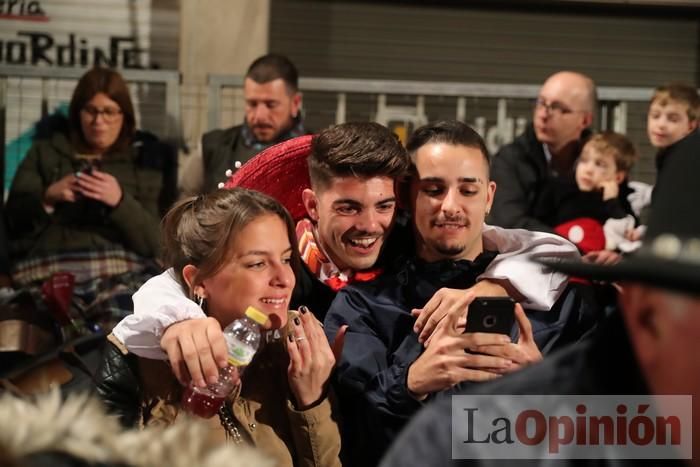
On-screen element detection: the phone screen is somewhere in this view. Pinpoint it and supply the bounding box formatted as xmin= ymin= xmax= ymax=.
xmin=464 ymin=296 xmax=515 ymax=337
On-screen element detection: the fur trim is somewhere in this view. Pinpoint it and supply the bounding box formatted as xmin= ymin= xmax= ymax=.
xmin=0 ymin=390 xmax=273 ymax=467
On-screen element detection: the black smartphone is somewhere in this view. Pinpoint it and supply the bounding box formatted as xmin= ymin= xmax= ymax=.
xmin=76 ymin=160 xmax=94 ymax=176
xmin=464 ymin=297 xmax=515 ymax=337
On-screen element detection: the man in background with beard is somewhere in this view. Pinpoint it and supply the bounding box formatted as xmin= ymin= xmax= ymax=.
xmin=181 ymin=53 xmax=306 ymax=194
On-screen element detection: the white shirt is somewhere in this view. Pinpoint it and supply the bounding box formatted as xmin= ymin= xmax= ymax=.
xmin=113 ymin=225 xmax=578 ymax=359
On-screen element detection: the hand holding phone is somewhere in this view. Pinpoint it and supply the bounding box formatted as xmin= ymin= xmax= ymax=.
xmin=464 ymin=296 xmax=515 ymax=339
xmin=463 ymin=298 xmax=542 ymax=368
xmin=76 ymin=160 xmax=95 ymax=176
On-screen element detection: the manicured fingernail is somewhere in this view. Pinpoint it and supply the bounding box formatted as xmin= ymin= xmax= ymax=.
xmin=300 ymin=306 xmax=308 ymax=314
xmin=294 ymin=317 xmax=301 ymax=326
xmin=288 ymin=335 xmax=294 ymax=342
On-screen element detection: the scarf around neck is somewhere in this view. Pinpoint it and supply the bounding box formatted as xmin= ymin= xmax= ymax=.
xmin=295 ymin=218 xmax=381 ymax=291
xmin=241 ymin=115 xmax=306 ymax=152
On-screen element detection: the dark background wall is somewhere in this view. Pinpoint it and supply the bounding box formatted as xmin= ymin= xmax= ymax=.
xmin=269 ymin=0 xmax=700 ymax=184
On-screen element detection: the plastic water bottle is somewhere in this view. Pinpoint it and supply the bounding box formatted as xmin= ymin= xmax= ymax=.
xmin=181 ymin=306 xmax=268 ymax=418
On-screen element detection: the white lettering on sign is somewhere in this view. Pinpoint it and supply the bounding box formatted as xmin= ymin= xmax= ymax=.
xmin=0 ymin=32 xmax=151 ymax=69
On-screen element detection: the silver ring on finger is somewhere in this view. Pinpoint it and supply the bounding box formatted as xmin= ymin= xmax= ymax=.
xmin=295 ymin=336 xmax=306 ymax=342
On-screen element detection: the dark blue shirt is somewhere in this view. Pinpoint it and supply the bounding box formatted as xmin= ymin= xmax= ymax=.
xmin=325 ymin=252 xmax=600 ymax=466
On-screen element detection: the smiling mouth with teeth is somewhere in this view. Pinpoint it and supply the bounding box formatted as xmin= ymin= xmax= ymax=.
xmin=261 ymin=298 xmax=286 ymax=305
xmin=348 ymin=238 xmax=379 ymax=248
xmin=434 ymin=221 xmax=467 ymax=228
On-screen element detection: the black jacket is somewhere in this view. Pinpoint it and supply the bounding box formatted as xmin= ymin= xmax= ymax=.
xmin=324 ymin=253 xmax=601 ymax=466
xmin=653 ymin=130 xmax=700 ymax=203
xmin=534 ymin=174 xmax=637 ymax=228
xmin=489 ymin=124 xmax=590 ymax=232
xmin=380 ymin=311 xmax=684 ymax=467
xmin=96 ymin=339 xmax=143 ymax=427
xmin=201 ymin=125 xmax=257 ymax=193
xmin=291 ymin=261 xmax=337 ymax=322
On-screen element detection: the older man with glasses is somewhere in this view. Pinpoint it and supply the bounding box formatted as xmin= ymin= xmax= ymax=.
xmin=488 ymin=71 xmax=597 ymax=233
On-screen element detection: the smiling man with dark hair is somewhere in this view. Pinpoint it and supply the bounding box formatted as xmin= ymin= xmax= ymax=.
xmin=325 ymin=121 xmax=600 ymax=466
xmin=110 ymin=121 xmax=580 ymax=397
xmin=302 ymin=122 xmax=408 ymax=275
xmin=381 ymin=130 xmax=700 ymax=467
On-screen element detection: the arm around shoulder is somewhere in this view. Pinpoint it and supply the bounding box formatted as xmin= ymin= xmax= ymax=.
xmin=480 ymin=225 xmax=578 ymax=310
xmin=112 ymin=269 xmax=206 ymax=359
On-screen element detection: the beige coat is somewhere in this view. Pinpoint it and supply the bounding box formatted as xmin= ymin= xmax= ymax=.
xmin=107 ymin=334 xmax=342 ymax=467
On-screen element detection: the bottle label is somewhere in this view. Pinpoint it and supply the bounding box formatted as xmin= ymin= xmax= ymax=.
xmin=225 ymin=335 xmax=256 ymax=366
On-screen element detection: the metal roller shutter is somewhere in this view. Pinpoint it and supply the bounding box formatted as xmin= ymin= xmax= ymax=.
xmin=270 ymin=0 xmax=699 ymax=184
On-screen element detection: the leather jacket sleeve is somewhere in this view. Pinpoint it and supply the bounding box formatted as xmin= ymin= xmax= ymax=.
xmin=95 ymin=336 xmax=143 ymax=428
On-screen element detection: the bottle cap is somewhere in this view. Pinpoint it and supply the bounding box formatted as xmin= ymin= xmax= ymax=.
xmin=244 ymin=306 xmax=269 ymax=325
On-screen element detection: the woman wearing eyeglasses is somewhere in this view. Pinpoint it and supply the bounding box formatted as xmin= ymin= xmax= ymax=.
xmin=6 ymin=67 xmax=176 ymax=332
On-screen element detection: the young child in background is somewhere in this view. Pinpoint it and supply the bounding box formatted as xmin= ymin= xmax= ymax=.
xmin=535 ymin=132 xmax=640 ymax=253
xmin=627 ymin=83 xmax=700 ymax=242
xmin=647 ymin=82 xmax=699 ymax=166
